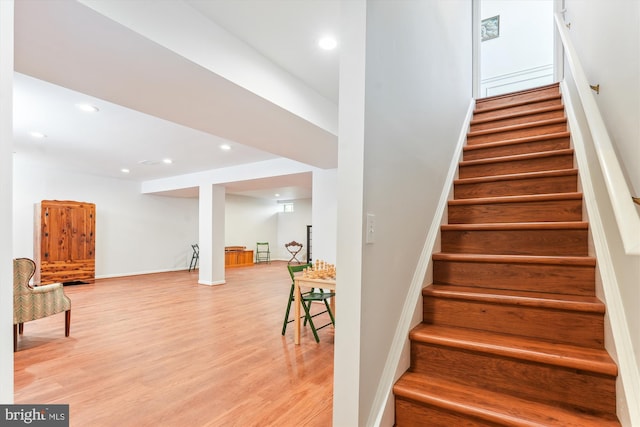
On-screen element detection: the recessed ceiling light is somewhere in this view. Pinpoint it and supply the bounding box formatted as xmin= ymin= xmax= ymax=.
xmin=274 ymin=193 xmax=280 ymax=197
xmin=138 ymin=159 xmax=159 ymax=166
xmin=162 ymin=158 xmax=173 ymax=164
xmin=220 ymin=144 xmax=231 ymax=151
xmin=76 ymin=103 xmax=99 ymax=113
xmin=318 ymin=35 xmax=338 ymax=50
xmin=121 ymin=168 xmax=130 ymax=174
xmin=29 ymin=131 xmax=46 ymax=139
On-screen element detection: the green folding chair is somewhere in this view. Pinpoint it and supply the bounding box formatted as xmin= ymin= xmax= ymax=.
xmin=256 ymin=242 xmax=271 ymax=263
xmin=282 ymin=264 xmax=335 ymax=343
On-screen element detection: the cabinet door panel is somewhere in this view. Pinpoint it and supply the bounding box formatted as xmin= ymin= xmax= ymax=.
xmin=42 ymin=205 xmax=71 ymax=262
xmin=69 ymin=205 xmax=95 ymax=260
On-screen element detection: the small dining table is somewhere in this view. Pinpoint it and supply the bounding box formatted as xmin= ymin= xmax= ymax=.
xmin=294 ymin=276 xmax=336 ymax=345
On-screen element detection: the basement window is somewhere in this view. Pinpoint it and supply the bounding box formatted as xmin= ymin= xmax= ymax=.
xmin=281 ymin=202 xmax=294 ymax=213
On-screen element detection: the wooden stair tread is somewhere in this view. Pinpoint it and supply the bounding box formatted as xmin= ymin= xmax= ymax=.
xmin=475 ymin=84 xmax=561 ymax=110
xmin=432 ymin=252 xmax=596 ymax=266
xmin=441 ymin=221 xmax=588 ymax=231
xmin=394 ymin=372 xmax=619 ymax=427
xmin=455 ymin=169 xmax=577 ymax=185
xmin=471 ymin=104 xmax=565 ymax=125
xmin=464 ymin=132 xmax=570 ymax=155
xmin=424 ymin=284 xmax=605 ymax=313
xmin=467 ymin=117 xmax=567 ymax=138
xmin=449 ymin=192 xmax=582 ymax=206
xmin=409 ymin=324 xmax=617 ymax=376
xmin=460 ymin=148 xmax=573 ymax=167
xmin=433 ymin=252 xmax=595 ymax=266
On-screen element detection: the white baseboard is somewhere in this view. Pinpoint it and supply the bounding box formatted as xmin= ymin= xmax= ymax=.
xmin=95 ymin=267 xmax=190 ymax=279
xmin=198 ymin=279 xmax=226 ymax=286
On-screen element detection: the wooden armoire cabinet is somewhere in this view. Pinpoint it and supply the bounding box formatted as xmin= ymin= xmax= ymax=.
xmin=34 ymin=200 xmax=96 ymax=285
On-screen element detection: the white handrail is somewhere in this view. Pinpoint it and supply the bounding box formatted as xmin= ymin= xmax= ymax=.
xmin=554 ymin=13 xmax=640 ymax=255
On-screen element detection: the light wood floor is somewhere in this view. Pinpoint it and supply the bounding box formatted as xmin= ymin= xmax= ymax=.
xmin=14 ymin=262 xmax=334 ymax=426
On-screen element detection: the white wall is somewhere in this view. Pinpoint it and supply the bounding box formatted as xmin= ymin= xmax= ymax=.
xmin=0 ymin=0 xmax=14 ymax=404
xmin=564 ymin=73 xmax=640 ymax=425
xmin=224 ymin=194 xmax=311 ymax=261
xmin=480 ymin=0 xmax=554 ymax=96
xmin=276 ymin=199 xmax=311 ymax=262
xmin=564 ymin=0 xmax=640 ymax=195
xmin=224 ymin=194 xmax=277 ymax=258
xmin=13 ymin=155 xmax=199 ymax=277
xmin=564 ymin=0 xmax=640 ymax=360
xmin=562 ymin=1 xmax=640 ymax=423
xmin=312 ymin=169 xmax=338 ymax=263
xmin=334 ymin=1 xmax=367 ymax=425
xmin=12 ymin=162 xmax=313 ymax=278
xmin=334 ymin=1 xmax=473 ymax=425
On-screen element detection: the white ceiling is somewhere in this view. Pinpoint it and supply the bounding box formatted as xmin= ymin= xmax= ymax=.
xmin=12 ymin=0 xmax=340 ymax=200
xmin=186 ymin=0 xmax=340 ymax=103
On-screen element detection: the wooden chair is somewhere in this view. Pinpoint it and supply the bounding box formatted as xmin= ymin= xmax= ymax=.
xmin=13 ymin=258 xmax=71 ymax=351
xmin=282 ymin=264 xmax=335 ymax=343
xmin=284 ymin=241 xmax=304 ymax=264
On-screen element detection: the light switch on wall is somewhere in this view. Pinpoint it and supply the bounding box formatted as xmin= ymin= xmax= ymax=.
xmin=366 ymin=213 xmax=375 ymax=244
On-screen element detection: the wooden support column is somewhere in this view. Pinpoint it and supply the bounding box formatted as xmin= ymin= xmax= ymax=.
xmin=198 ymin=184 xmax=225 ymax=286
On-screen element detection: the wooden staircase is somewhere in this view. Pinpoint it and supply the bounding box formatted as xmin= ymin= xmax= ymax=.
xmin=393 ymin=84 xmax=620 ymax=426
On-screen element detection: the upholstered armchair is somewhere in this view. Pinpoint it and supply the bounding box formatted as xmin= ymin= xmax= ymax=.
xmin=13 ymin=258 xmax=71 ymax=352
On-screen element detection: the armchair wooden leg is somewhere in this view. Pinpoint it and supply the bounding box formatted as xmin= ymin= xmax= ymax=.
xmin=65 ymin=310 xmax=71 ymax=337
xmin=13 ymin=324 xmax=17 ymax=352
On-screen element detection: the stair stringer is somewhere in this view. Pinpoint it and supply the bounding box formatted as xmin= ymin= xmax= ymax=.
xmin=561 ymin=80 xmax=640 ymax=426
xmin=366 ymin=100 xmax=475 ymax=427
